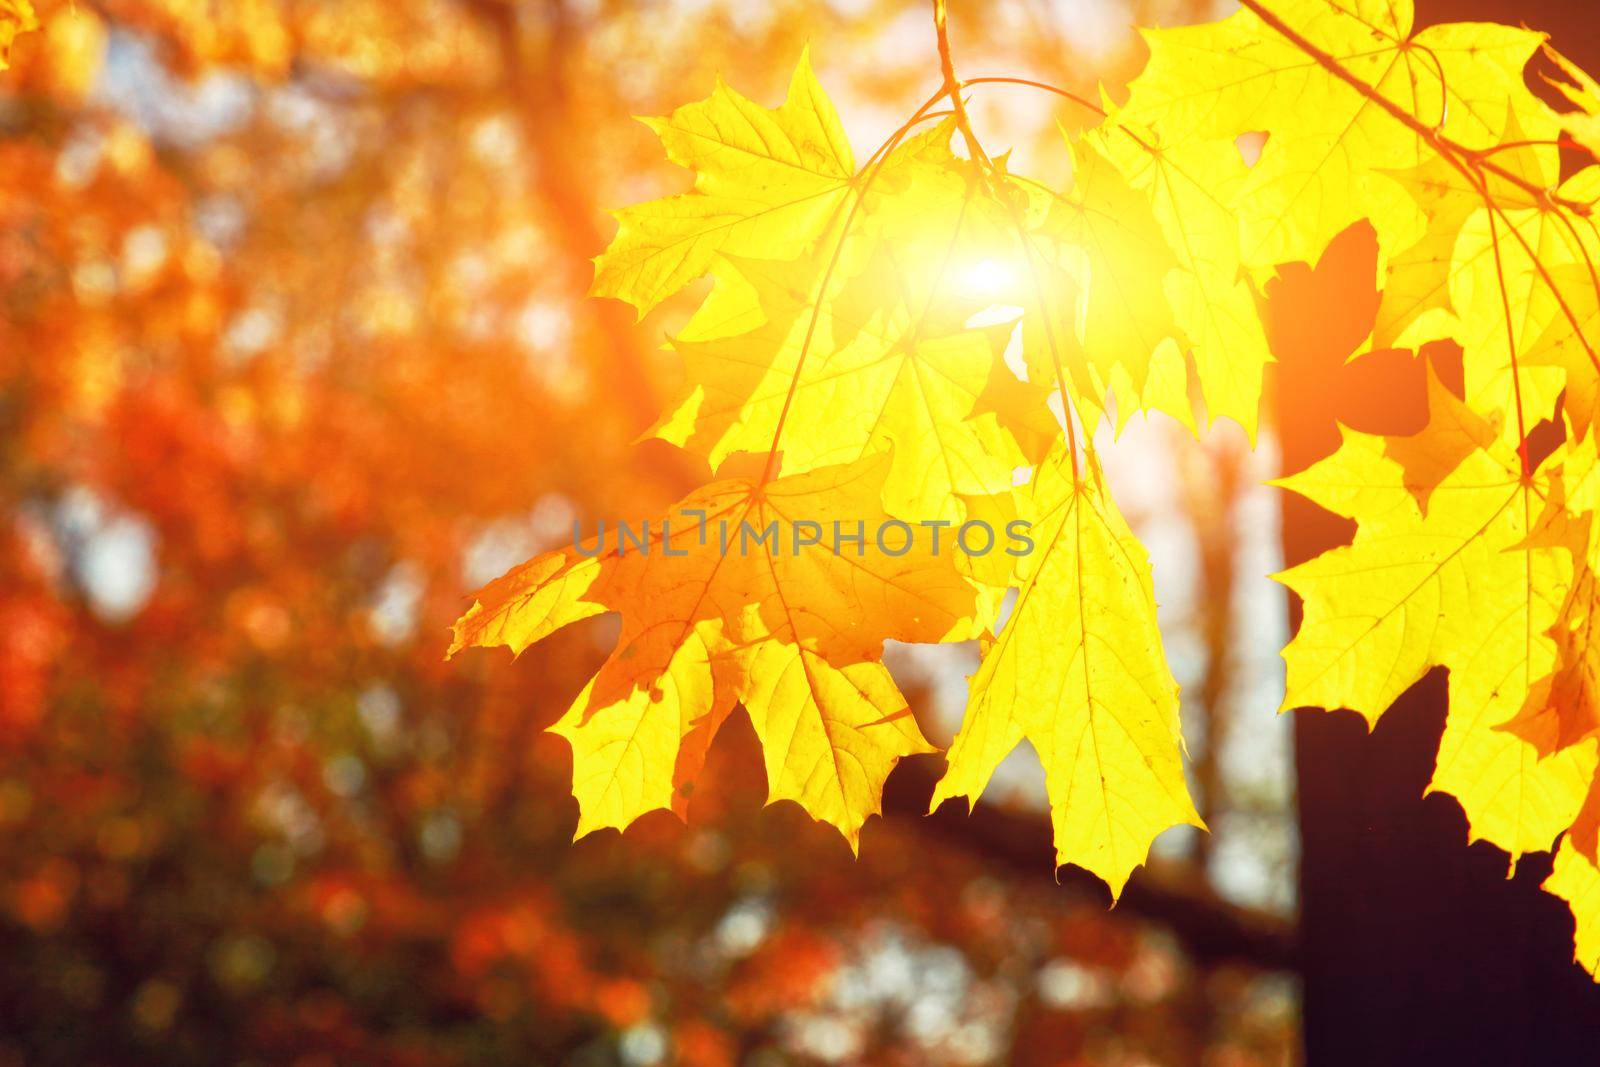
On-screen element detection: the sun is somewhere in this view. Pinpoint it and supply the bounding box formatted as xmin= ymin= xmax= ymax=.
xmin=959 ymin=256 xmax=1016 ymax=299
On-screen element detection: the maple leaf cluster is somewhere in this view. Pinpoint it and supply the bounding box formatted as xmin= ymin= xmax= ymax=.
xmin=452 ymin=0 xmax=1600 ymax=975
xmin=454 ymin=50 xmax=1205 ymax=899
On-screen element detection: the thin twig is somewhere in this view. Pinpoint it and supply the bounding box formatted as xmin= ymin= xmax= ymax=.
xmin=932 ymin=0 xmax=993 ymax=169
xmin=758 ymin=95 xmax=951 ymax=486
xmin=1232 ymin=0 xmax=1589 ymax=218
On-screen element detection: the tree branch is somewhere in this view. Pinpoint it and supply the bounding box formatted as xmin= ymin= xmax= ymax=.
xmin=882 ymin=760 xmax=1300 ymax=972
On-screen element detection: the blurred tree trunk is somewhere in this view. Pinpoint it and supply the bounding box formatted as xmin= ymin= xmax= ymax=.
xmin=1277 ymin=7 xmax=1600 ymax=1053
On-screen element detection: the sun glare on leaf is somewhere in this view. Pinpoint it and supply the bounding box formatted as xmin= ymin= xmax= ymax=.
xmin=961 ymin=256 xmax=1015 ymax=299
xmin=957 ymin=255 xmax=1025 ymax=330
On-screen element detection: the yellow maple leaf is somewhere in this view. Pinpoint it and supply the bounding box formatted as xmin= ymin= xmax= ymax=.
xmin=655 ymin=250 xmax=1037 ymax=525
xmin=1374 ymin=110 xmax=1551 ymax=351
xmin=1547 ymin=836 xmax=1600 ymax=977
xmin=1449 ymin=166 xmax=1600 ymax=448
xmin=1504 ymin=439 xmax=1600 ymax=756
xmin=1019 ymin=139 xmax=1185 ymax=430
xmin=1432 ymin=627 xmax=1596 ymax=862
xmin=1382 ymin=363 xmax=1503 ymax=515
xmin=451 ymin=451 xmax=986 ymax=849
xmin=647 ymin=131 xmax=1057 ymax=528
xmin=1545 ymin=45 xmax=1600 ymax=165
xmin=1091 ymin=119 xmax=1271 ymax=440
xmin=1280 ymin=366 xmax=1594 ymax=858
xmin=592 ymin=50 xmax=856 ymax=317
xmin=1546 ymin=776 xmax=1600 ymax=976
xmin=1278 ymin=366 xmax=1543 ymax=724
xmin=929 ymin=449 xmax=1203 ymax=898
xmin=1122 ymin=0 xmax=1557 ymax=266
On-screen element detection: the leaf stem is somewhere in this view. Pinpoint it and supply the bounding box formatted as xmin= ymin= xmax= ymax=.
xmin=757 ymin=94 xmax=950 ymax=487
xmin=1486 ymin=203 xmax=1534 ymax=481
xmin=927 ymin=18 xmax=1086 ymax=478
xmin=961 ymin=75 xmax=1105 ymax=118
xmin=932 ymin=0 xmax=992 ymax=170
xmin=1466 ymin=138 xmax=1586 ymax=159
xmin=1008 ymin=204 xmax=1087 ymax=482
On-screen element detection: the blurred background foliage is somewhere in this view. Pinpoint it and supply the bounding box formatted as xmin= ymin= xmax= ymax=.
xmin=0 ymin=0 xmax=1298 ymax=1063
